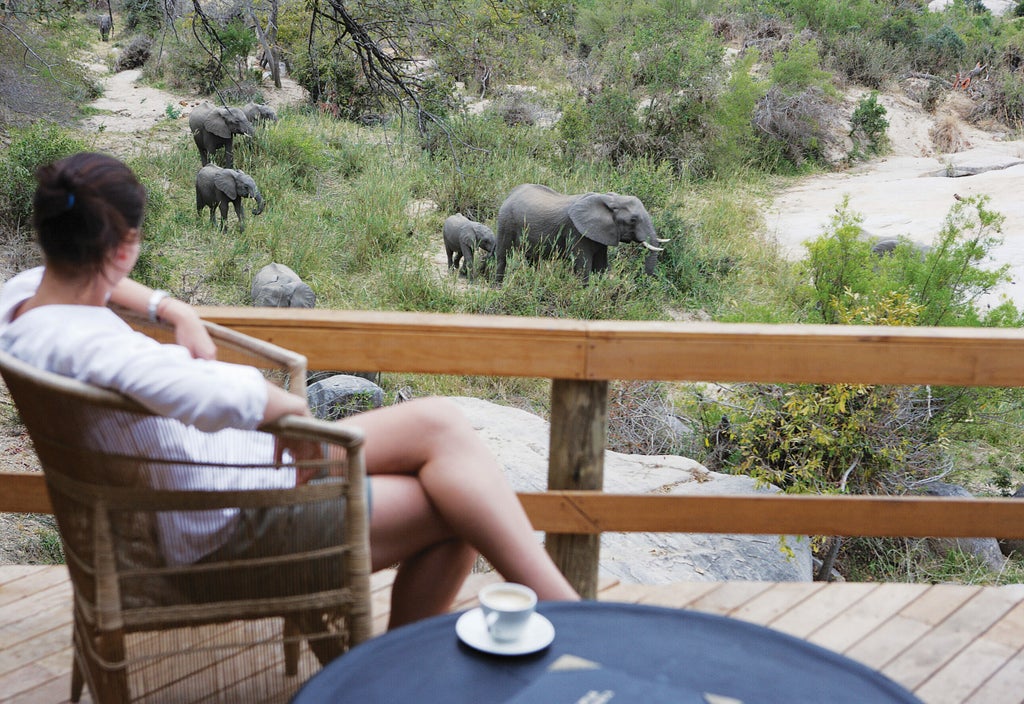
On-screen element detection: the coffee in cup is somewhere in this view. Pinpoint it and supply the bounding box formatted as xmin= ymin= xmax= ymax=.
xmin=478 ymin=582 xmax=537 ymax=642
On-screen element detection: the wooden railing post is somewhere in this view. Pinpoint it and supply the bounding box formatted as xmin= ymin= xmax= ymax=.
xmin=545 ymin=378 xmax=608 ymax=599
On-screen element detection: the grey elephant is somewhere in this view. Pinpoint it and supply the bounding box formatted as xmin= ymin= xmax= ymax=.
xmin=494 ymin=184 xmax=668 ymax=283
xmin=98 ymin=14 xmax=112 ymax=41
xmin=251 ymin=263 xmax=316 ymax=308
xmin=195 ymin=164 xmax=264 ymax=231
xmin=870 ymin=237 xmax=932 ymax=259
xmin=243 ymin=102 xmax=278 ymax=125
xmin=188 ymin=102 xmax=255 ymax=167
xmin=443 ymin=213 xmax=496 ymax=281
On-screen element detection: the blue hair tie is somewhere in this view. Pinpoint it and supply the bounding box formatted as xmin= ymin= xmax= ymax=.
xmin=66 ymin=193 xmax=75 ymax=210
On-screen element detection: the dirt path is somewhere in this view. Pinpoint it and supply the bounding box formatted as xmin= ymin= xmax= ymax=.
xmin=79 ymin=40 xmax=307 ymax=158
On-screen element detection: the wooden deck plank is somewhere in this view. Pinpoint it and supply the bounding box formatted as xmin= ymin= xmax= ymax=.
xmin=882 ymin=586 xmax=1024 ymax=691
xmin=964 ymin=647 xmax=1024 ymax=704
xmin=3 ymin=566 xmax=1023 ymax=704
xmin=768 ymin=581 xmax=877 ymax=640
xmin=729 ymin=581 xmax=827 ymax=626
xmin=809 ymin=583 xmax=930 ymax=654
xmin=684 ymin=580 xmax=775 ymax=615
xmin=846 ymin=584 xmax=983 ymax=670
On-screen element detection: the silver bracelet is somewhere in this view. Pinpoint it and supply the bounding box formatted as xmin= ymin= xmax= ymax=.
xmin=148 ymin=289 xmax=170 ymax=322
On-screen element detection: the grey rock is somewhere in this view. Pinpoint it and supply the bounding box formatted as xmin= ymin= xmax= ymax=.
xmin=999 ymin=485 xmax=1024 ymax=557
xmin=923 ymin=482 xmax=1007 ymax=571
xmin=448 ymin=396 xmax=813 ymax=584
xmin=308 ymin=375 xmax=384 ymax=421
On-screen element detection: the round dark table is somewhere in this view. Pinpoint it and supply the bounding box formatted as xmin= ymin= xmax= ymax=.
xmin=292 ymin=601 xmax=922 ymax=703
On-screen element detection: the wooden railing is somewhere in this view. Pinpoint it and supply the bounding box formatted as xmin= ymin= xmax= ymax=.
xmin=3 ymin=308 xmax=1024 ymax=597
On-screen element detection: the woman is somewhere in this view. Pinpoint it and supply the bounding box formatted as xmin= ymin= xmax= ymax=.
xmin=0 ymin=152 xmax=577 ymax=628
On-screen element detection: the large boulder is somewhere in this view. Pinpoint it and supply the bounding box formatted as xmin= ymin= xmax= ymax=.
xmin=923 ymin=482 xmax=1007 ymax=571
xmin=448 ymin=397 xmax=813 ymax=584
xmin=308 ymin=375 xmax=384 ymax=420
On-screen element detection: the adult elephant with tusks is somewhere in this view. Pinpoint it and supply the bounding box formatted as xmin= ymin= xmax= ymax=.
xmin=188 ymin=102 xmax=255 ymax=167
xmin=494 ymin=184 xmax=668 ymax=283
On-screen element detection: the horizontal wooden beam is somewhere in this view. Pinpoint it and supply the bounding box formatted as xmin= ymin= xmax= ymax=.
xmin=6 ymin=472 xmax=1023 ymax=539
xmin=519 ymin=492 xmax=1024 ymax=538
xmin=198 ymin=308 xmax=1024 ymax=386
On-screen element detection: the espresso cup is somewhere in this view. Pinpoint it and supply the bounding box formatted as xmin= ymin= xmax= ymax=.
xmin=478 ymin=582 xmax=537 ymax=643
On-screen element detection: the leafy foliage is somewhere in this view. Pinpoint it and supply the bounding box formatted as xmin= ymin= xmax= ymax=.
xmin=848 ymin=92 xmax=888 ymax=159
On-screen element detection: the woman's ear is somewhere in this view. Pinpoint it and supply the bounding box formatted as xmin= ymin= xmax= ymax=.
xmin=113 ymin=228 xmax=141 ymax=265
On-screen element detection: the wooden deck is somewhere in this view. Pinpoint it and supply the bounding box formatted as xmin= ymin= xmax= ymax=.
xmin=2 ymin=566 xmax=1022 ymax=704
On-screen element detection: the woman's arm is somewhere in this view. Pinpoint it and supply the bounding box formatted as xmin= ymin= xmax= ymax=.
xmin=109 ymin=278 xmax=217 ymax=360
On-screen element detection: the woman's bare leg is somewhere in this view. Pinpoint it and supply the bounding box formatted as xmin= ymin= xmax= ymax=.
xmin=368 ymin=474 xmax=477 ymax=628
xmin=341 ymin=397 xmax=579 ymax=605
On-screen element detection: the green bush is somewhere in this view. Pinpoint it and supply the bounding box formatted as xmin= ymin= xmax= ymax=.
xmin=848 ymin=92 xmax=889 ymax=159
xmin=801 ymin=196 xmax=1012 ymax=327
xmin=0 ymin=124 xmax=87 ymax=228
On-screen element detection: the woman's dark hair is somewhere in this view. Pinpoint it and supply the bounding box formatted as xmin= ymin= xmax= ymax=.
xmin=32 ymin=152 xmax=147 ymax=275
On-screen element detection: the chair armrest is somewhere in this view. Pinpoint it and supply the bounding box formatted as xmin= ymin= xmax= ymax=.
xmin=260 ymin=414 xmax=365 ymax=451
xmin=113 ymin=304 xmax=309 ymax=396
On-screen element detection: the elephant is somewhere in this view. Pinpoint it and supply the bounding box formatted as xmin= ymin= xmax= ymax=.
xmin=188 ymin=102 xmax=255 ymax=168
xmin=443 ymin=213 xmax=496 ymax=281
xmin=243 ymin=102 xmax=278 ymax=125
xmin=494 ymin=184 xmax=668 ymax=283
xmin=195 ymin=164 xmax=264 ymax=231
xmin=251 ymin=263 xmax=316 ymax=308
xmin=870 ymin=237 xmax=932 ymax=259
xmin=98 ymin=14 xmax=112 ymax=41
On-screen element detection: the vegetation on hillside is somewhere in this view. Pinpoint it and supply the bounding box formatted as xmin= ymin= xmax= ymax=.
xmin=2 ymin=0 xmax=1024 ymax=582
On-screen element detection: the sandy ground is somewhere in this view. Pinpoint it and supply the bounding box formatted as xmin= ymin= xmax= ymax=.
xmin=763 ymin=90 xmax=1024 ymax=310
xmin=79 ymin=45 xmax=307 ymax=158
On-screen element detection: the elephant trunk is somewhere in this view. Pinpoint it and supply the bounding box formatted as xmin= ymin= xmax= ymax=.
xmin=252 ymin=192 xmax=265 ymax=216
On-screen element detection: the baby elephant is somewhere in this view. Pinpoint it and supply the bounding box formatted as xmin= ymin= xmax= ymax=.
xmin=443 ymin=213 xmax=496 ymax=282
xmin=251 ymin=263 xmax=316 ymax=307
xmin=195 ymin=165 xmax=264 ymax=231
xmin=243 ymin=102 xmax=278 ymax=125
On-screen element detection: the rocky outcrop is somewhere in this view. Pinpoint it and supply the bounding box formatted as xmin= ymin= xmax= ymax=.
xmin=449 ymin=397 xmax=813 ymax=584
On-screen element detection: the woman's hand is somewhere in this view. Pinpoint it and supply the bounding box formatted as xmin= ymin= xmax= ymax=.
xmin=161 ymin=299 xmax=217 ymax=360
xmin=274 ymin=436 xmax=325 ymax=485
xmin=109 ymin=279 xmax=217 ymax=360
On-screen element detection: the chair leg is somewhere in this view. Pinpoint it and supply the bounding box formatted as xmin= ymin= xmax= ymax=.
xmin=284 ymin=617 xmax=301 ymax=676
xmin=94 ymin=629 xmax=131 ymax=702
xmin=292 ymin=610 xmax=347 ymax=667
xmin=70 ymin=655 xmax=84 ymax=702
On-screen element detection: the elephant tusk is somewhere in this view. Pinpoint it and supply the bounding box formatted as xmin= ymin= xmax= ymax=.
xmin=642 ymin=242 xmax=664 ymax=252
xmin=657 ymin=238 xmax=671 ymax=243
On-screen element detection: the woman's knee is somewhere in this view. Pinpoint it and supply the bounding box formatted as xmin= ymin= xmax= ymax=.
xmin=403 ymin=397 xmax=476 ymax=442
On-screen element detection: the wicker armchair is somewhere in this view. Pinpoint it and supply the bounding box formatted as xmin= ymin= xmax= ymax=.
xmin=0 ymin=313 xmax=371 ymax=703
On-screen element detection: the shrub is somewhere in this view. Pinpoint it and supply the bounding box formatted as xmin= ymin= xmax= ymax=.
xmin=0 ymin=123 xmax=87 ymax=228
xmin=115 ymin=35 xmax=153 ymax=72
xmin=753 ymin=85 xmax=834 ymax=169
xmin=801 ymin=196 xmax=1012 ymax=327
xmin=848 ymin=92 xmax=889 ymax=158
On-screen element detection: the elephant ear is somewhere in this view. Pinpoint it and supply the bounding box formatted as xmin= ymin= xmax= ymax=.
xmin=567 ymin=193 xmax=619 ymax=247
xmin=204 ymin=110 xmax=232 ymax=139
xmin=214 ymin=169 xmax=239 ymax=200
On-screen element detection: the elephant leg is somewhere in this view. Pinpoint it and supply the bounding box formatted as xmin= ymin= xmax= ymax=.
xmin=218 ymin=202 xmax=229 ymax=231
xmin=495 ymin=248 xmax=507 ymax=284
xmin=208 ymin=207 xmax=217 ymax=227
xmin=233 ymin=200 xmax=245 ymax=231
xmin=224 ymin=144 xmax=234 ymax=169
xmin=591 ymin=246 xmax=608 ymax=274
xmin=446 ymin=248 xmax=456 ymax=270
xmin=461 ymin=244 xmax=475 ymax=280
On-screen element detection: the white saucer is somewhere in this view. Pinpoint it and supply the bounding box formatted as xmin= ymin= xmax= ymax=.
xmin=455 ymin=608 xmax=555 ymax=656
